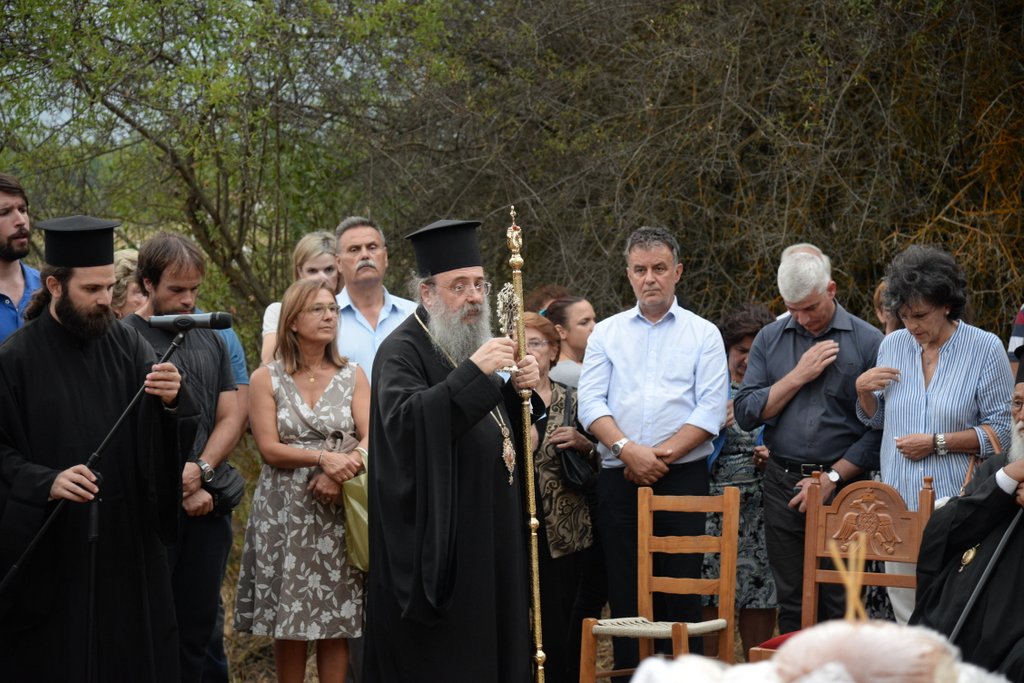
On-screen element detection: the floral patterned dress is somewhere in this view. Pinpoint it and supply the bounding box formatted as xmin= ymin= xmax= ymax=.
xmin=234 ymin=361 xmax=363 ymax=640
xmin=703 ymin=382 xmax=777 ymax=610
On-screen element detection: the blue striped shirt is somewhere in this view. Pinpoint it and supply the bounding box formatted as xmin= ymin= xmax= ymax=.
xmin=857 ymin=322 xmax=1013 ymax=509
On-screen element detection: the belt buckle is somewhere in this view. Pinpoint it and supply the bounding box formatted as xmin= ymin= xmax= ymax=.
xmin=800 ymin=463 xmax=823 ymax=477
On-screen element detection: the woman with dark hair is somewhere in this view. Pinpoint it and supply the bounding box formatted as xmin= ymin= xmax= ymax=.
xmin=703 ymin=303 xmax=777 ymax=658
xmin=235 ymin=278 xmax=368 ymax=682
xmin=856 ymin=245 xmax=1012 ymax=623
xmin=545 ymin=296 xmax=597 ymax=388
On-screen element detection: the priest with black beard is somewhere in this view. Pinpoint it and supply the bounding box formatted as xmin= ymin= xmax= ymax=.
xmin=0 ymin=217 xmax=197 ymax=682
xmin=363 ymin=219 xmax=541 ymax=683
xmin=911 ymin=364 xmax=1024 ymax=680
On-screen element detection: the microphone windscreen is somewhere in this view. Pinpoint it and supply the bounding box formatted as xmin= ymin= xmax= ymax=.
xmin=209 ymin=312 xmax=233 ymax=330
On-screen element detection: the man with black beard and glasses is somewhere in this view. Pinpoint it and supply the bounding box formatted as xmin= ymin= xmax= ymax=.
xmin=363 ymin=219 xmax=540 ymax=683
xmin=0 ymin=173 xmax=41 ymax=343
xmin=0 ymin=216 xmax=196 ymax=682
xmin=911 ymin=364 xmax=1024 ymax=680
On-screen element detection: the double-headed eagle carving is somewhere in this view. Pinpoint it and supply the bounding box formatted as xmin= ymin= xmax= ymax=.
xmin=832 ymin=491 xmax=902 ymax=555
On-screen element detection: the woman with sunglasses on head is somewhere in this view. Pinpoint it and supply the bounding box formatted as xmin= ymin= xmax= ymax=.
xmin=260 ymin=231 xmax=341 ymax=364
xmin=236 ymin=278 xmax=369 ymax=683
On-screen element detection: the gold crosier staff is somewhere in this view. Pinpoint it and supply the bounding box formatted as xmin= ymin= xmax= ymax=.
xmin=504 ymin=205 xmax=546 ymax=682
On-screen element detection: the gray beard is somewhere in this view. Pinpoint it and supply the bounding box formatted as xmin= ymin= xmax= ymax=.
xmin=424 ymin=297 xmax=492 ymax=365
xmin=1008 ymin=424 xmax=1024 ymax=463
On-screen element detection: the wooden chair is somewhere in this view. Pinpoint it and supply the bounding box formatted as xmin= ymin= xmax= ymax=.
xmin=579 ymin=486 xmax=740 ymax=681
xmin=800 ymin=475 xmax=935 ymax=629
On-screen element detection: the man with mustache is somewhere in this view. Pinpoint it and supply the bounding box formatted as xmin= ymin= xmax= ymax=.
xmin=0 ymin=216 xmax=194 ymax=681
xmin=363 ymin=219 xmax=540 ymax=683
xmin=334 ymin=216 xmax=416 ymax=373
xmin=911 ymin=360 xmax=1024 ymax=679
xmin=577 ymin=226 xmax=729 ymax=674
xmin=0 ymin=173 xmax=41 ymax=343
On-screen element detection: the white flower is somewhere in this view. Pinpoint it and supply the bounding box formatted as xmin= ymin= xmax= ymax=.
xmin=316 ymin=536 xmax=336 ymax=555
xmin=283 ymin=554 xmax=296 ymax=571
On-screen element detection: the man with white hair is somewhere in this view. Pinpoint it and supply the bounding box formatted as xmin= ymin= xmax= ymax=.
xmin=912 ymin=368 xmax=1024 ymax=678
xmin=734 ymin=245 xmax=883 ymax=633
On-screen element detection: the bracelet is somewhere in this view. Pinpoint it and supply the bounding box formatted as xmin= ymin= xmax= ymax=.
xmin=355 ymin=446 xmax=368 ymax=460
xmin=317 ymin=450 xmax=324 ymax=468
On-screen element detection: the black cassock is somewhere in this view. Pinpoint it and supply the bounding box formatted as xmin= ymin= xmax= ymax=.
xmin=911 ymin=453 xmax=1024 ymax=681
xmin=0 ymin=311 xmax=196 ymax=682
xmin=363 ymin=307 xmax=533 ymax=683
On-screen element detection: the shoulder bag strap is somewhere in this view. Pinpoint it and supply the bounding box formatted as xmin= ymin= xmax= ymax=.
xmin=960 ymin=424 xmax=1004 ymax=495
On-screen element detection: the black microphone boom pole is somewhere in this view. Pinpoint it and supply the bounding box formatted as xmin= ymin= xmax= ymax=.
xmin=0 ymin=330 xmax=189 ymax=601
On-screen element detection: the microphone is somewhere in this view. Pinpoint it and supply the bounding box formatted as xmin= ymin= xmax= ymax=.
xmin=147 ymin=312 xmax=233 ymax=331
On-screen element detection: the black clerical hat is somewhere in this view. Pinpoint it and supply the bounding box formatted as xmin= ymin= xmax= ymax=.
xmin=38 ymin=215 xmax=119 ymax=268
xmin=405 ymin=219 xmax=483 ymax=277
xmin=1016 ymin=345 xmax=1024 ymax=384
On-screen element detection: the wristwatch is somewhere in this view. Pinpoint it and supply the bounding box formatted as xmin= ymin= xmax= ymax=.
xmin=196 ymin=458 xmax=215 ymax=484
xmin=826 ymin=469 xmax=842 ymax=485
xmin=611 ymin=437 xmax=631 ymax=457
xmin=934 ymin=433 xmax=949 ymax=457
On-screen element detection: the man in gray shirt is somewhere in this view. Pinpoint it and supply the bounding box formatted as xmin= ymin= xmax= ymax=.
xmin=734 ymin=246 xmax=882 ymax=634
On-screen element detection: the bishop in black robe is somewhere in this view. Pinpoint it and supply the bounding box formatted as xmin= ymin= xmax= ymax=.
xmin=0 ymin=310 xmax=197 ymax=682
xmin=911 ymin=452 xmax=1024 ymax=680
xmin=363 ymin=306 xmax=534 ymax=683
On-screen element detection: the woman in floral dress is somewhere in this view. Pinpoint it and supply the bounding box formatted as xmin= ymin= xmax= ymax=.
xmin=704 ymin=303 xmax=778 ymax=659
xmin=235 ymin=279 xmax=369 ymax=683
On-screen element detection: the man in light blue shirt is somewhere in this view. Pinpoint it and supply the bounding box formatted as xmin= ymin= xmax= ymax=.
xmin=334 ymin=216 xmax=416 ymax=378
xmin=578 ymin=226 xmax=728 ymax=672
xmin=0 ymin=173 xmax=41 ymax=344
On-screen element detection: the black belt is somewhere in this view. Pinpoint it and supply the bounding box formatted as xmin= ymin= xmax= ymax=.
xmin=770 ymin=456 xmax=838 ymax=477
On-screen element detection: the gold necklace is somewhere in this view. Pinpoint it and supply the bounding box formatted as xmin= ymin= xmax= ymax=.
xmin=301 ymin=361 xmax=324 ymax=383
xmin=414 ymin=312 xmax=516 ymax=485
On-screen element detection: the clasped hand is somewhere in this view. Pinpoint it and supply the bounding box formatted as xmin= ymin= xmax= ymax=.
xmin=622 ymin=442 xmax=672 ymax=485
xmin=145 ymin=361 xmax=182 ymax=405
xmin=308 ymin=472 xmax=344 ymax=506
xmin=549 ymin=426 xmax=592 ymax=453
xmin=320 ymin=449 xmax=365 ymax=484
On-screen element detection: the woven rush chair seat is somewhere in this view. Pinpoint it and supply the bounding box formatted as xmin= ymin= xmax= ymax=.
xmin=591 ymin=616 xmax=728 ymax=639
xmin=579 ymin=486 xmax=740 ymax=682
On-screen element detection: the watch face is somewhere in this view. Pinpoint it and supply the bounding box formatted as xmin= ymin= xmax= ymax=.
xmin=827 ymin=470 xmax=840 ymax=483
